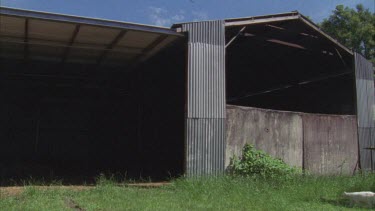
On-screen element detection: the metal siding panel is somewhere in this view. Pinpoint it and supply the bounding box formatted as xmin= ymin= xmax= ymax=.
xmin=355 ymin=52 xmax=375 ymax=170
xmin=182 ymin=20 xmax=226 ymax=176
xmin=358 ymin=128 xmax=372 ymax=169
xmin=183 ymin=21 xmax=225 ymax=119
xmin=186 ymin=118 xmax=225 ymax=176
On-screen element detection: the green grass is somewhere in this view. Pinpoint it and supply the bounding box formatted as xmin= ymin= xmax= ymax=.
xmin=1 ymin=174 xmax=374 ymax=210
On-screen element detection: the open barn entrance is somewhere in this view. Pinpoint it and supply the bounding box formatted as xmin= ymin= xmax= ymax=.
xmin=0 ymin=8 xmax=185 ymax=185
xmin=225 ymin=15 xmax=355 ymax=114
xmin=224 ymin=14 xmax=359 ymax=175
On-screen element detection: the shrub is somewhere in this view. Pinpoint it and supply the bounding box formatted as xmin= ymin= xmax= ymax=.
xmin=229 ymin=144 xmax=301 ymax=179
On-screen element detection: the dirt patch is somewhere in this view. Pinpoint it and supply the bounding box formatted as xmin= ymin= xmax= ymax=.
xmin=126 ymin=182 xmax=171 ymax=188
xmin=0 ymin=186 xmax=93 ymax=198
xmin=0 ymin=182 xmax=170 ymax=197
xmin=0 ymin=187 xmax=24 ymax=197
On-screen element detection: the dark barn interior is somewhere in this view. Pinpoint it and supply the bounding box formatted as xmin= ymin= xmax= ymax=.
xmin=225 ymin=16 xmax=355 ymax=115
xmin=0 ymin=11 xmax=186 ymax=185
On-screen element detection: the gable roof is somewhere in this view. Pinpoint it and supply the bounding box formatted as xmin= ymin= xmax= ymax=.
xmin=173 ymin=11 xmax=352 ymax=55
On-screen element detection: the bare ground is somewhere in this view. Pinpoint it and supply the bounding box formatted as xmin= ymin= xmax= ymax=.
xmin=0 ymin=182 xmax=171 ymax=197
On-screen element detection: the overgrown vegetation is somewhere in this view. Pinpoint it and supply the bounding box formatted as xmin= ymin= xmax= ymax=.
xmin=2 ymin=145 xmax=374 ymax=210
xmin=229 ymin=144 xmax=301 ymax=179
xmin=1 ymin=174 xmax=375 ymax=210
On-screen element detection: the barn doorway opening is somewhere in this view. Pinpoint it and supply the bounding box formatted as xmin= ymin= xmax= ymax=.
xmin=0 ymin=9 xmax=186 ymax=185
xmin=225 ymin=16 xmax=355 ymax=115
xmin=0 ymin=42 xmax=185 ymax=185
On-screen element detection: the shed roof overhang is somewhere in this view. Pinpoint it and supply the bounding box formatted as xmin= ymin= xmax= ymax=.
xmin=0 ymin=7 xmax=184 ymax=67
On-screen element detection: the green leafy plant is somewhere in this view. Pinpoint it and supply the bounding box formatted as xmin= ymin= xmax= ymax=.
xmin=229 ymin=144 xmax=301 ymax=179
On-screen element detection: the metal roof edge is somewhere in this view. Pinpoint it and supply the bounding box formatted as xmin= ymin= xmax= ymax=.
xmin=171 ymin=19 xmax=224 ymax=29
xmin=224 ymin=11 xmax=300 ymax=23
xmin=221 ymin=11 xmax=353 ymax=55
xmin=0 ymin=6 xmax=183 ymax=36
xmin=171 ymin=11 xmax=301 ymax=28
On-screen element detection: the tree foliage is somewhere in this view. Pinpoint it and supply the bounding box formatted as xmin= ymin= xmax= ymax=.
xmin=320 ymin=4 xmax=375 ymax=63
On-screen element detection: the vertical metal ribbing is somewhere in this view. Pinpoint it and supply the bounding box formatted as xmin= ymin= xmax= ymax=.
xmin=182 ymin=20 xmax=226 ymax=177
xmin=354 ymin=52 xmax=375 ymax=170
xmin=182 ymin=21 xmax=226 ymax=119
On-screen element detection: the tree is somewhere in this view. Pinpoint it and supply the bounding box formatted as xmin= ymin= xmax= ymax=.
xmin=320 ymin=4 xmax=375 ymax=63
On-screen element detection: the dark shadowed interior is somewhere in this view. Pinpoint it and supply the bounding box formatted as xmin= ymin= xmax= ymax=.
xmin=0 ymin=40 xmax=186 ymax=185
xmin=226 ymin=19 xmax=355 ymax=114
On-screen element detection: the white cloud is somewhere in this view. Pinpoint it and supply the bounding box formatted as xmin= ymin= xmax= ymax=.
xmin=148 ymin=7 xmax=209 ymax=26
xmin=149 ymin=6 xmax=186 ymax=26
xmin=192 ymin=11 xmax=208 ymax=21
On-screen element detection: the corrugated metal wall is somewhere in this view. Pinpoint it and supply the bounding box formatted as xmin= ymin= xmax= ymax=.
xmin=182 ymin=21 xmax=226 ymax=176
xmin=354 ymin=52 xmax=375 ymax=170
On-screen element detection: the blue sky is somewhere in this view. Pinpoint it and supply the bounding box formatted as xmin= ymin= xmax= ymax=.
xmin=1 ymin=0 xmax=374 ymax=26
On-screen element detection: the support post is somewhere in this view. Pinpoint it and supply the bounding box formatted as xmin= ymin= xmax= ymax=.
xmin=181 ymin=21 xmax=226 ymax=176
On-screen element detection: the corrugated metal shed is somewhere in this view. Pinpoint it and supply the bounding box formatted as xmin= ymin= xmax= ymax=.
xmin=1 ymin=7 xmax=375 ymax=176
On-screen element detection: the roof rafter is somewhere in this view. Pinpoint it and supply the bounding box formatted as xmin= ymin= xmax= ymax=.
xmin=97 ymin=30 xmax=128 ymax=65
xmin=61 ymin=24 xmax=80 ymax=63
xmin=132 ymin=34 xmax=169 ymax=64
xmin=23 ymin=18 xmax=29 ymax=60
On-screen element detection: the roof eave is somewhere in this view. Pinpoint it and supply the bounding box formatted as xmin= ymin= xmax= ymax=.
xmin=0 ymin=6 xmax=183 ymax=36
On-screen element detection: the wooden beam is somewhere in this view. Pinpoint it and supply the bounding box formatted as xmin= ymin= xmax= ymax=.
xmin=243 ymin=33 xmax=306 ymax=50
xmin=267 ymin=39 xmax=306 ymax=50
xmin=265 ymin=24 xmax=318 ymax=39
xmin=61 ymin=24 xmax=80 ymax=63
xmin=265 ymin=24 xmax=285 ymax=30
xmin=97 ymin=30 xmax=127 ymax=64
xmin=228 ymin=71 xmax=353 ymax=102
xmin=225 ymin=26 xmax=246 ymax=48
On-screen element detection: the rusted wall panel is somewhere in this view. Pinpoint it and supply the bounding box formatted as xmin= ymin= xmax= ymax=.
xmin=226 ymin=105 xmax=303 ymax=168
xmin=303 ymin=114 xmax=358 ymax=175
